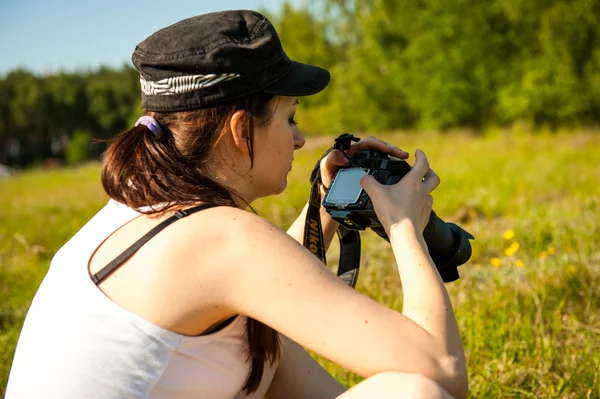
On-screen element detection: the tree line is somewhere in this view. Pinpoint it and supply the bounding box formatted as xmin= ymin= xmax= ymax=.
xmin=0 ymin=67 xmax=141 ymax=167
xmin=2 ymin=0 xmax=599 ymax=167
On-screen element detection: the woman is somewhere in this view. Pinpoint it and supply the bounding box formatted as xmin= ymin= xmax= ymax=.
xmin=6 ymin=10 xmax=468 ymax=399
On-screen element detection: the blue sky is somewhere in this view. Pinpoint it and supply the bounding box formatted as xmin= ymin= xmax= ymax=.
xmin=0 ymin=0 xmax=304 ymax=76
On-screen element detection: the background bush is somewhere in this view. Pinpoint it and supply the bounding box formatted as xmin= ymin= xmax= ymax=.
xmin=65 ymin=130 xmax=92 ymax=166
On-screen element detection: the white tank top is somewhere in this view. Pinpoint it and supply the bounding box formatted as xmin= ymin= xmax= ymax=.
xmin=6 ymin=199 xmax=271 ymax=399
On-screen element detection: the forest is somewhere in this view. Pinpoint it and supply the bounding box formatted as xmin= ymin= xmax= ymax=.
xmin=1 ymin=0 xmax=599 ymax=167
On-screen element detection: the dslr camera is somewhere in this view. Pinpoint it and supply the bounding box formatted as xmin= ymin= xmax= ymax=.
xmin=322 ymin=134 xmax=474 ymax=282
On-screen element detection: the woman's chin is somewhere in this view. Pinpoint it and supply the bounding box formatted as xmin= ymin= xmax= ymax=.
xmin=275 ymin=178 xmax=288 ymax=195
xmin=277 ymin=180 xmax=288 ymax=194
xmin=257 ymin=182 xmax=287 ymax=199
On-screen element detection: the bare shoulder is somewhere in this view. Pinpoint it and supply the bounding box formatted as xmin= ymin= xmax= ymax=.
xmin=185 ymin=205 xmax=321 ymax=269
xmin=172 ymin=205 xmax=284 ymax=248
xmin=169 ymin=203 xmax=340 ymax=300
xmin=163 ymin=205 xmax=297 ymax=277
xmin=174 ymin=205 xmax=291 ymax=248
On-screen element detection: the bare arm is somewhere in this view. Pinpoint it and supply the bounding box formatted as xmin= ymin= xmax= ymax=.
xmin=392 ymin=224 xmax=467 ymax=382
xmin=357 ymin=149 xmax=468 ymax=397
xmin=204 ymin=206 xmax=467 ymax=398
xmin=286 ymin=186 xmax=339 ymax=251
xmin=265 ymin=335 xmax=345 ymax=399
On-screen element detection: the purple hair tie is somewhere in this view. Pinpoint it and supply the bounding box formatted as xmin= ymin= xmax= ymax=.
xmin=135 ymin=116 xmax=164 ymax=139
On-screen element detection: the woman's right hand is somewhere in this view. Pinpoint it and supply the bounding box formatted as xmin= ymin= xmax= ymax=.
xmin=360 ymin=149 xmax=440 ymax=237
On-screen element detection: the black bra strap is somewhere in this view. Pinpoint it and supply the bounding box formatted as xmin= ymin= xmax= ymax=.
xmin=201 ymin=316 xmax=237 ymax=336
xmin=91 ymin=203 xmax=219 ymax=285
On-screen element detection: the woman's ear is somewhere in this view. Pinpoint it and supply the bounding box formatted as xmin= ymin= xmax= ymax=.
xmin=229 ymin=110 xmax=250 ymax=155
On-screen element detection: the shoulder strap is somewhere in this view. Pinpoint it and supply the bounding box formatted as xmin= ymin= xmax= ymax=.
xmin=91 ymin=203 xmax=219 ymax=285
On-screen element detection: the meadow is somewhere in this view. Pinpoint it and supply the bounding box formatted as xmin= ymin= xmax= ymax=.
xmin=1 ymin=128 xmax=599 ymax=398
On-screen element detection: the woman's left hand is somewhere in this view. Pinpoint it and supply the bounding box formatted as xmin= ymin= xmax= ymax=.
xmin=319 ymin=136 xmax=410 ymax=190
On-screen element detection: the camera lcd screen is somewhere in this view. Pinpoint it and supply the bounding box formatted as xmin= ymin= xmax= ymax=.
xmin=326 ymin=168 xmax=368 ymax=205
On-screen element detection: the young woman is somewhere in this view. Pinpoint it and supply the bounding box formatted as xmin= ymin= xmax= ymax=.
xmin=6 ymin=10 xmax=468 ymax=399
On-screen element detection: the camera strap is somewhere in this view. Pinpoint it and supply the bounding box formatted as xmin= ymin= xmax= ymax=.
xmin=304 ymin=178 xmax=328 ymax=263
xmin=304 ymin=146 xmax=361 ymax=288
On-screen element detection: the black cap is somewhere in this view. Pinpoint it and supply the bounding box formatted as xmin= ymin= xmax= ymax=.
xmin=132 ymin=10 xmax=330 ymax=112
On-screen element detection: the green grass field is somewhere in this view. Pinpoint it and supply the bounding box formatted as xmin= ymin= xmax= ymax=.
xmin=1 ymin=129 xmax=599 ymax=398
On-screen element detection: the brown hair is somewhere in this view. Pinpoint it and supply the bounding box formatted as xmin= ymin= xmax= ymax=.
xmin=101 ymin=91 xmax=280 ymax=394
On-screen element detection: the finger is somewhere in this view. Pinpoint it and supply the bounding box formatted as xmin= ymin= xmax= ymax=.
xmin=320 ymin=150 xmax=350 ymax=188
xmin=347 ymin=137 xmax=409 ymax=159
xmin=406 ymin=149 xmax=430 ymax=181
xmin=422 ymin=168 xmax=440 ymax=193
xmin=320 ymin=150 xmax=349 ymax=180
xmin=346 ymin=137 xmax=409 ymax=159
xmin=323 ymin=149 xmax=350 ymax=168
xmin=360 ymin=174 xmax=381 ymax=194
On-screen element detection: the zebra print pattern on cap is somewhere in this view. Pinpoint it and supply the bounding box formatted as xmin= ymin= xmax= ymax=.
xmin=140 ymin=73 xmax=241 ymax=96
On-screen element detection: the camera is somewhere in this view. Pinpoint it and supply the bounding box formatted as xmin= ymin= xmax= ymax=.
xmin=321 ymin=134 xmax=474 ymax=282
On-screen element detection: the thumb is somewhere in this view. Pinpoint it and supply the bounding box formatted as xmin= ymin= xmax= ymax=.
xmin=323 ymin=149 xmax=350 ymax=168
xmin=360 ymin=174 xmax=381 ymax=194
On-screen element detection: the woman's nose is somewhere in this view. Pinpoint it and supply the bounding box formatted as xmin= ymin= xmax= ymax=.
xmin=294 ymin=131 xmax=305 ymax=150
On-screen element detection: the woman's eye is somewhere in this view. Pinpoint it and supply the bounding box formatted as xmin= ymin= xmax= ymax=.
xmin=289 ymin=117 xmax=298 ymax=126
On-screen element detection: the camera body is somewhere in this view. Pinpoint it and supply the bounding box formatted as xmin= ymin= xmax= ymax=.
xmin=320 ymin=137 xmax=474 ymax=283
xmin=322 ymin=149 xmax=410 ymax=234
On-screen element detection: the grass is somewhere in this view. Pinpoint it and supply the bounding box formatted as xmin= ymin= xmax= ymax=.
xmin=1 ymin=128 xmax=599 ymax=398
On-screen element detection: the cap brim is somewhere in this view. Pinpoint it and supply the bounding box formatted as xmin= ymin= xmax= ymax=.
xmin=263 ymin=61 xmax=330 ymax=96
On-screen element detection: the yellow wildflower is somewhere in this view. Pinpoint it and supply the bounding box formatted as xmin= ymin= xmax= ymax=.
xmin=548 ymin=247 xmax=556 ymax=255
xmin=504 ymin=241 xmax=521 ymax=256
xmin=491 ymin=257 xmax=501 ymax=267
xmin=515 ymin=259 xmax=525 ymax=268
xmin=568 ymin=265 xmax=576 ymax=273
xmin=539 ymin=251 xmax=548 ymax=259
xmin=503 ymin=230 xmax=515 ymax=240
